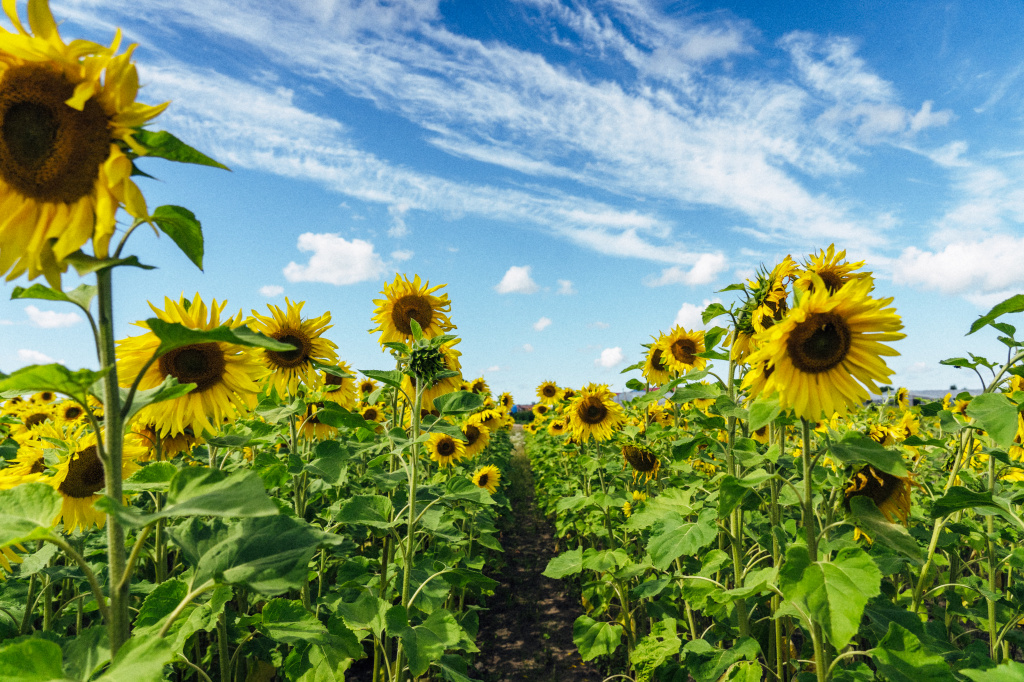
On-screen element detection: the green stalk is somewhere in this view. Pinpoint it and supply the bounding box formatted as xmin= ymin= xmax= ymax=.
xmin=801 ymin=419 xmax=828 ymax=682
xmin=96 ymin=268 xmax=130 ymax=654
xmin=217 ymin=609 xmax=231 ymax=682
xmin=724 ymin=358 xmax=749 ymax=638
xmin=394 ymin=382 xmax=424 ymax=682
xmin=986 ymin=447 xmax=1000 ymax=662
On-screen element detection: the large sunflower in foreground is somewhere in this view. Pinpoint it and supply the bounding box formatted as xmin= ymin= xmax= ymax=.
xmin=117 ymin=294 xmax=267 ymax=437
xmin=796 ymin=244 xmax=869 ymax=295
xmin=370 ymin=274 xmax=455 ymax=345
xmin=250 ymin=299 xmax=338 ymax=396
xmin=657 ymin=325 xmax=707 ymax=374
xmin=47 ymin=428 xmax=144 ymax=531
xmin=567 ymin=383 xmax=624 ymax=442
xmin=0 ymin=0 xmax=168 ymax=286
xmin=743 ymin=276 xmax=904 ymax=420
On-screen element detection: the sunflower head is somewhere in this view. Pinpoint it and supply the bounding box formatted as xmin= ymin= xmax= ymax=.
xmin=470 ymin=377 xmax=490 ymax=396
xmin=472 ymin=464 xmax=501 ymax=494
xmin=622 ymin=443 xmax=660 ymax=481
xmin=657 ymin=326 xmax=707 ymax=374
xmin=461 ymin=421 xmax=491 ymax=458
xmin=498 ymin=392 xmax=515 ymax=410
xmin=567 ymin=383 xmax=624 ymax=442
xmin=0 ymin=0 xmax=169 ymax=285
xmin=642 ymin=339 xmax=673 ymax=385
xmin=796 ymin=244 xmax=869 ymax=295
xmin=358 ymin=377 xmax=379 ymax=396
xmin=371 ymin=274 xmax=455 ymax=345
xmin=742 ymin=276 xmax=904 ymax=420
xmin=547 ymin=418 xmax=567 ymax=437
xmin=536 ymin=380 xmax=562 ymax=404
xmin=250 ymin=299 xmax=338 ymax=396
xmin=425 ymin=431 xmax=465 ymax=468
xmin=843 ymin=465 xmax=912 ymax=525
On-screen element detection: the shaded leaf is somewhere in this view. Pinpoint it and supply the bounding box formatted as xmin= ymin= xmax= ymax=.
xmin=152 ymin=205 xmax=204 ymax=270
xmin=11 ymin=283 xmax=96 ymax=313
xmin=967 ymin=393 xmax=1020 ymax=448
xmin=870 ymin=622 xmax=956 ymax=682
xmin=542 ymin=547 xmax=583 ymax=579
xmin=847 ymin=497 xmax=923 ymax=563
xmin=0 ymin=638 xmax=64 ymax=680
xmin=0 ymin=364 xmax=108 ymax=404
xmin=432 ymin=391 xmax=484 ymax=415
xmin=147 ymin=318 xmax=295 ymax=356
xmin=962 ymin=662 xmax=1024 ymax=682
xmin=0 ymin=483 xmax=61 ymax=548
xmin=828 ymin=431 xmax=908 ymax=477
xmin=647 ymin=509 xmax=717 ymax=571
xmin=572 ymin=615 xmax=623 ymax=662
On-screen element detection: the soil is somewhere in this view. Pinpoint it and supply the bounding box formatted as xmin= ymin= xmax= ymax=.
xmin=471 ymin=427 xmax=604 ymax=682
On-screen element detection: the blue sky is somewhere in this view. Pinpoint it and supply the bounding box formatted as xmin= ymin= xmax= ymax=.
xmin=3 ymin=0 xmax=1024 ymax=402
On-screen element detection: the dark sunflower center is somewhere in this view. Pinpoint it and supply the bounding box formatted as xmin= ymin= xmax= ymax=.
xmin=363 ymin=408 xmax=379 ymax=420
xmin=324 ymin=373 xmax=344 ymax=387
xmin=39 ymin=391 xmax=55 ymax=402
xmin=472 ymin=381 xmax=486 ymax=393
xmin=159 ymin=343 xmax=226 ymax=393
xmin=542 ymin=385 xmax=557 ymax=397
xmin=670 ymin=339 xmax=697 ymax=364
xmin=391 ymin=294 xmax=433 ymax=335
xmin=579 ymin=397 xmax=608 ymax=425
xmin=436 ymin=438 xmax=456 ymax=457
xmin=536 ymin=405 xmax=548 ymax=415
xmin=0 ymin=65 xmax=110 ymax=203
xmin=622 ymin=445 xmax=657 ymax=472
xmin=63 ymin=406 xmax=83 ymax=420
xmin=306 ymin=402 xmax=324 ymax=424
xmin=360 ymin=382 xmax=375 ymax=394
xmin=464 ymin=425 xmax=481 ymax=446
xmin=58 ymin=445 xmax=106 ymax=498
xmin=818 ymin=270 xmax=844 ymax=294
xmin=787 ymin=312 xmax=851 ymax=374
xmin=29 ymin=456 xmax=46 ymax=474
xmin=24 ymin=411 xmax=49 ymax=428
xmin=267 ymin=332 xmax=310 ymax=369
xmin=477 ymin=472 xmax=490 ymax=486
xmin=650 ymin=349 xmax=666 ymax=371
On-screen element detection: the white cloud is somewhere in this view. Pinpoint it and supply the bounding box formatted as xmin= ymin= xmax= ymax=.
xmin=674 ymin=298 xmax=722 ymax=329
xmin=24 ymin=305 xmax=82 ymax=329
xmin=388 ymin=204 xmax=409 ymax=237
xmin=391 ymin=249 xmax=414 ymax=261
xmin=595 ymin=346 xmax=624 ymax=368
xmin=557 ymin=279 xmax=576 ymax=295
xmin=891 ymin=236 xmax=1024 ymax=296
xmin=19 ymin=349 xmax=57 ymax=364
xmin=645 ymin=253 xmax=728 ymax=287
xmin=486 ymin=365 xmax=501 ymax=372
xmin=283 ymin=233 xmax=386 ymax=285
xmin=533 ymin=316 xmax=552 ymax=331
xmin=495 ymin=265 xmax=539 ymax=294
xmin=589 ymin=321 xmax=610 ymax=330
xmin=259 ymin=285 xmax=284 ymax=297
xmin=523 ymin=343 xmax=534 ymax=352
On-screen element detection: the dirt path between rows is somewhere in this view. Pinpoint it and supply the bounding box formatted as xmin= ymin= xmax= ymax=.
xmin=472 ymin=427 xmax=603 ymax=682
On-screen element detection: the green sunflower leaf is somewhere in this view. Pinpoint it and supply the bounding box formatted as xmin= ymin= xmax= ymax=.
xmin=870 ymin=623 xmax=957 ymax=682
xmin=702 ymin=303 xmax=729 ymax=324
xmin=930 ymin=487 xmax=1024 ymax=530
xmin=779 ymin=544 xmax=881 ymax=650
xmin=748 ymin=396 xmax=782 ymax=432
xmin=572 ymin=615 xmax=623 ymax=662
xmin=962 ymin=662 xmax=1024 ymax=681
xmin=359 ymin=369 xmax=405 ymax=391
xmin=0 ymin=638 xmax=65 ymax=680
xmin=384 ymin=606 xmax=461 ymax=677
xmin=64 ymin=252 xmax=156 ymax=275
xmin=11 ymin=282 xmax=97 ymax=313
xmin=542 ymin=546 xmax=583 ymax=579
xmin=432 ymin=391 xmax=484 ymax=415
xmin=152 ymin=205 xmax=204 ymax=271
xmin=968 ymin=294 xmax=1024 ymax=335
xmin=334 ymin=495 xmax=397 ymax=529
xmin=647 ymin=509 xmax=717 ymax=570
xmin=847 ymin=496 xmax=924 ymax=563
xmin=147 ymin=318 xmax=295 ymax=355
xmin=94 ymin=632 xmax=174 ymax=682
xmin=121 ymin=374 xmax=195 ymax=423
xmin=966 ymin=392 xmax=1020 ymax=448
xmin=0 ymin=483 xmax=61 ymax=548
xmin=0 ymin=364 xmax=109 ymax=404
xmin=828 ymin=431 xmax=908 ymax=477
xmin=133 ymin=129 xmax=230 ymax=170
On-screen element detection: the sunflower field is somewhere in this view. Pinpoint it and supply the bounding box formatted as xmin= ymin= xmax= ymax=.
xmin=2 ymin=1 xmax=1024 ymax=681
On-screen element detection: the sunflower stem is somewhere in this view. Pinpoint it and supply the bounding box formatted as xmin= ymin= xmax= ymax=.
xmin=986 ymin=443 xmax=1000 ymax=662
xmin=725 ymin=357 xmax=749 ymax=639
xmin=96 ymin=267 xmax=130 ymax=656
xmin=395 ymin=381 xmax=424 ymax=682
xmin=800 ymin=418 xmax=829 ymax=681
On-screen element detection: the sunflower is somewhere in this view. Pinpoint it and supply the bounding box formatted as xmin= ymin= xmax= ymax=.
xmin=322 ymin=360 xmax=357 ymax=410
xmin=751 ymin=425 xmax=770 ymax=444
xmin=47 ymin=429 xmax=144 ymax=532
xmin=7 ymin=400 xmax=53 ymax=437
xmin=0 ymin=431 xmax=48 ymax=489
xmin=546 ymin=418 xmax=568 ymax=437
xmin=299 ymin=402 xmax=337 ymax=441
xmin=843 ymin=465 xmax=912 ymax=525
xmin=249 ymin=299 xmax=338 ymax=396
xmin=468 ymin=408 xmax=504 ymax=433
xmin=370 ymin=274 xmax=455 ymax=345
xmin=742 ymin=276 xmax=904 ymax=420
xmin=657 ymin=326 xmax=707 ymax=374
xmin=52 ymin=400 xmax=87 ymax=425
xmin=31 ymin=391 xmax=55 ymax=404
xmin=471 ymin=464 xmax=501 ymax=494
xmin=117 ymin=294 xmax=267 ymax=438
xmin=0 ymin=0 xmax=168 ymax=286
xmin=469 ymin=377 xmax=490 ymax=396
xmin=536 ymin=380 xmax=562 ymax=404
xmin=567 ymin=383 xmax=624 ymax=442
xmin=358 ymin=377 xmax=379 ymax=397
xmin=533 ymin=403 xmax=550 ymax=419
xmin=796 ymin=245 xmax=868 ymax=295
xmin=425 ymin=432 xmax=465 ymax=468
xmin=460 ymin=421 xmax=491 ymax=458
xmin=895 ymin=387 xmax=909 ymax=411
xmin=131 ymin=422 xmax=199 ymax=461
xmin=622 ymin=444 xmax=660 ymax=482
xmin=642 ymin=340 xmax=673 ymax=385
xmin=498 ymin=392 xmax=515 ymax=411
xmin=0 ymin=545 xmax=26 ymax=579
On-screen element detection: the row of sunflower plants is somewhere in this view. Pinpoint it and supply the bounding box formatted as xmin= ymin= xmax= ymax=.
xmin=524 ymin=248 xmax=1024 ymax=682
xmin=0 ymin=2 xmax=514 ymax=679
